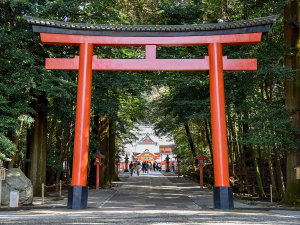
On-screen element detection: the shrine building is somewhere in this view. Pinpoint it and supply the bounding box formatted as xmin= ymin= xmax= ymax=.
xmin=121 ymin=124 xmax=176 ymax=170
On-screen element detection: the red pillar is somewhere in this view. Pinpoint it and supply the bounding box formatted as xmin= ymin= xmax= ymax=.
xmin=178 ymin=163 xmax=180 ymax=178
xmin=68 ymin=43 xmax=93 ymax=209
xmin=208 ymin=42 xmax=233 ymax=209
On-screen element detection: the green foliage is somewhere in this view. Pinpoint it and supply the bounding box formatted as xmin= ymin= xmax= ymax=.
xmin=158 ymin=0 xmax=203 ymax=24
xmin=0 ymin=133 xmax=15 ymax=161
xmin=47 ymin=147 xmax=63 ymax=172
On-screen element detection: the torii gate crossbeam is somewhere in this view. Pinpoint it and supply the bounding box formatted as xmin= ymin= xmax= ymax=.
xmin=25 ymin=15 xmax=278 ymax=210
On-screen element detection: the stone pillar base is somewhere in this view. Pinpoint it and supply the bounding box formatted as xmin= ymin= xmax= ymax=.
xmin=213 ymin=186 xmax=234 ymax=210
xmin=68 ymin=186 xmax=88 ymax=209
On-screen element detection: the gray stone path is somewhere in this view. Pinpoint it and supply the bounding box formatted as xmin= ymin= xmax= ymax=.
xmin=102 ymin=171 xmax=199 ymax=211
xmin=162 ymin=172 xmax=262 ymax=209
xmin=0 ymin=171 xmax=299 ymax=224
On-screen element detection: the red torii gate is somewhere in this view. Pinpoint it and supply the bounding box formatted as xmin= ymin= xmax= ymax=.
xmin=25 ymin=15 xmax=277 ymax=210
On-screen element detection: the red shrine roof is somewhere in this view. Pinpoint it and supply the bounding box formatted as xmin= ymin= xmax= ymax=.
xmin=195 ymin=152 xmax=208 ymax=160
xmin=139 ymin=135 xmax=157 ymax=145
xmin=24 ymin=15 xmax=278 ymax=37
xmin=134 ymin=152 xmax=160 ymax=161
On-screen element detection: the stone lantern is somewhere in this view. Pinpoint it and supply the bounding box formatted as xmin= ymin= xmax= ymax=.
xmin=165 ymin=154 xmax=170 ymax=172
xmin=194 ymin=153 xmax=208 ymax=188
xmin=175 ymin=154 xmax=181 ymax=178
xmin=124 ymin=155 xmax=129 ymax=172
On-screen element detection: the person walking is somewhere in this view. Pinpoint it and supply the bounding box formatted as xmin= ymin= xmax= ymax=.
xmin=147 ymin=162 xmax=150 ymax=173
xmin=129 ymin=161 xmax=134 ymax=176
xmin=142 ymin=161 xmax=146 ymax=173
xmin=135 ymin=162 xmax=141 ymax=176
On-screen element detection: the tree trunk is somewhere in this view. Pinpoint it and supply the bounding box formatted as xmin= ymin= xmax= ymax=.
xmin=253 ymin=146 xmax=266 ymax=198
xmin=204 ymin=120 xmax=213 ymax=161
xmin=227 ymin=114 xmax=235 ymax=177
xmin=99 ymin=116 xmax=109 ymax=186
xmin=8 ymin=120 xmax=24 ymax=169
xmin=235 ymin=126 xmax=244 ymax=193
xmin=27 ymin=93 xmax=48 ymax=196
xmin=283 ymin=151 xmax=300 ymax=203
xmin=88 ymin=115 xmax=99 ymax=188
xmin=241 ymin=113 xmax=251 ymax=194
xmin=47 ymin=119 xmax=57 ymax=154
xmin=258 ymin=145 xmax=264 ymax=182
xmin=236 ymin=141 xmax=244 ymax=193
xmin=238 ymin=118 xmax=251 ymax=194
xmin=7 ymin=134 xmax=20 ymax=169
xmin=55 ymin=126 xmax=69 ymax=192
xmin=267 ymin=150 xmax=278 ymax=200
xmin=184 ymin=122 xmax=196 ymax=157
xmin=227 ymin=130 xmax=234 ymax=177
xmin=98 ymin=116 xmax=116 ymax=186
xmin=109 ymin=118 xmax=117 ymax=181
xmin=241 ymin=146 xmax=251 ymax=194
xmin=274 ymin=147 xmax=285 ymax=199
xmin=66 ymin=122 xmax=74 ymax=183
xmin=283 ymin=0 xmax=300 ymax=204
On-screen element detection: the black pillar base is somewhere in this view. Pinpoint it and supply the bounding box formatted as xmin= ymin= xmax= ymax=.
xmin=213 ymin=186 xmax=234 ymax=210
xmin=68 ymin=186 xmax=88 ymax=209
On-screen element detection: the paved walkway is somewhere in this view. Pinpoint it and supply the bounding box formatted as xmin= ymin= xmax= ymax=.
xmin=0 ymin=171 xmax=299 ymax=224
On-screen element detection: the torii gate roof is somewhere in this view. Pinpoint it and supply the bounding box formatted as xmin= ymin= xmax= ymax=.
xmin=25 ymin=15 xmax=278 ymax=37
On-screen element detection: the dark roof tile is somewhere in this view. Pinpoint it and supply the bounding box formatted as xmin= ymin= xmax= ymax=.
xmin=24 ymin=15 xmax=279 ymax=37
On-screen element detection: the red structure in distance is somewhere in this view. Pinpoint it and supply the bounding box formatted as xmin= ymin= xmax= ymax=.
xmin=25 ymin=15 xmax=278 ymax=210
xmin=94 ymin=152 xmax=105 ymax=190
xmin=115 ymin=155 xmax=121 ymax=177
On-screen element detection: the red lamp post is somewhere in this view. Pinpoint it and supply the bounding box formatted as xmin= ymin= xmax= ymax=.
xmin=115 ymin=155 xmax=121 ymax=177
xmin=195 ymin=153 xmax=208 ymax=188
xmin=175 ymin=155 xmax=181 ymax=178
xmin=95 ymin=152 xmax=105 ymax=190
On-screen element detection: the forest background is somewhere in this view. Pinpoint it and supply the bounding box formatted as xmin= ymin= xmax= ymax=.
xmin=0 ymin=0 xmax=299 ymax=204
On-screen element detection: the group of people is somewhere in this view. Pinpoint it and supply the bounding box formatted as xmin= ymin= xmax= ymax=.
xmin=129 ymin=161 xmax=141 ymax=176
xmin=142 ymin=161 xmax=151 ymax=173
xmin=128 ymin=161 xmax=162 ymax=176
